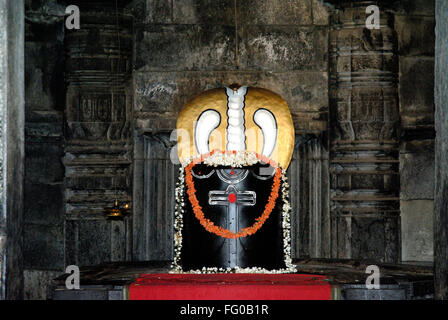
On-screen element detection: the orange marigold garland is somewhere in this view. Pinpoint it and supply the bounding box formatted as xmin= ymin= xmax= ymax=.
xmin=185 ymin=152 xmax=282 ymax=239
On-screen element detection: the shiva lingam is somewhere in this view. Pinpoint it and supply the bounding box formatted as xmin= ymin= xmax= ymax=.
xmin=174 ymin=85 xmax=295 ymax=272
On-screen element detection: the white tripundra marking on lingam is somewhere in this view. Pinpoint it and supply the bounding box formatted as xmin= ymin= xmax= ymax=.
xmin=253 ymin=109 xmax=277 ymax=157
xmin=195 ymin=110 xmax=221 ymax=155
xmin=194 ymin=86 xmax=279 ymax=158
xmin=225 ymin=86 xmax=247 ymax=151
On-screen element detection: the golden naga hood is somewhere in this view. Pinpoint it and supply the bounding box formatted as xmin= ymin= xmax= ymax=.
xmin=176 ymin=86 xmax=295 ymax=169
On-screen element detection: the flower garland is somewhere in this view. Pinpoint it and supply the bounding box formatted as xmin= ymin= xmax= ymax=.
xmin=171 ymin=150 xmax=296 ymax=274
xmin=203 ymin=150 xmax=259 ymax=167
xmin=185 ymin=158 xmax=281 ymax=239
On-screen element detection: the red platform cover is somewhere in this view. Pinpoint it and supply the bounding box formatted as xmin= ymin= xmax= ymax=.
xmin=129 ymin=273 xmax=332 ymax=300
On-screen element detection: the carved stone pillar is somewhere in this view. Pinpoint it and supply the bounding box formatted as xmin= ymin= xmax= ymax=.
xmin=63 ymin=3 xmax=133 ymax=265
xmin=328 ymin=2 xmax=400 ymax=262
xmin=0 ymin=0 xmax=25 ymax=299
xmin=288 ymin=135 xmax=330 ymax=259
xmin=435 ymin=0 xmax=448 ymax=300
xmin=132 ymin=132 xmax=178 ymax=261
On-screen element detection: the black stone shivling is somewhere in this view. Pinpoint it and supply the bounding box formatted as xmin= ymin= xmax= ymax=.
xmin=180 ymin=163 xmax=285 ymax=271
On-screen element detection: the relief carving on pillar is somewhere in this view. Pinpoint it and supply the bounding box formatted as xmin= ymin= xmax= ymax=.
xmin=329 ymin=3 xmax=400 ymax=263
xmin=67 ymin=93 xmax=129 ymax=141
xmin=63 ymin=4 xmax=134 ymax=265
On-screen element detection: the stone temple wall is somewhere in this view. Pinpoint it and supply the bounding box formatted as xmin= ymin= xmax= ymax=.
xmin=132 ymin=0 xmax=329 ymax=134
xmin=395 ymin=0 xmax=435 ymax=263
xmin=23 ymin=0 xmax=66 ymax=299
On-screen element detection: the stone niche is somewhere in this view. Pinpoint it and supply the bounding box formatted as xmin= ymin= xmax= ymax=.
xmin=130 ymin=0 xmax=332 ymax=261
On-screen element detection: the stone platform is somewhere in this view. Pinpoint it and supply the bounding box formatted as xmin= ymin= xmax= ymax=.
xmin=49 ymin=259 xmax=433 ymax=300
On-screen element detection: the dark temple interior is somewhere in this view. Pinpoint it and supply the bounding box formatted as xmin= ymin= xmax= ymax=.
xmin=1 ymin=0 xmax=447 ymax=300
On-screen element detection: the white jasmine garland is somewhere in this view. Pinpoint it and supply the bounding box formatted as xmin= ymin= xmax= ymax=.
xmin=203 ymin=150 xmax=259 ymax=167
xmin=170 ymin=151 xmax=296 ymax=274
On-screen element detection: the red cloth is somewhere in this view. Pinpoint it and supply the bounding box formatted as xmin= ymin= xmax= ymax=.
xmin=129 ymin=273 xmax=332 ymax=300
